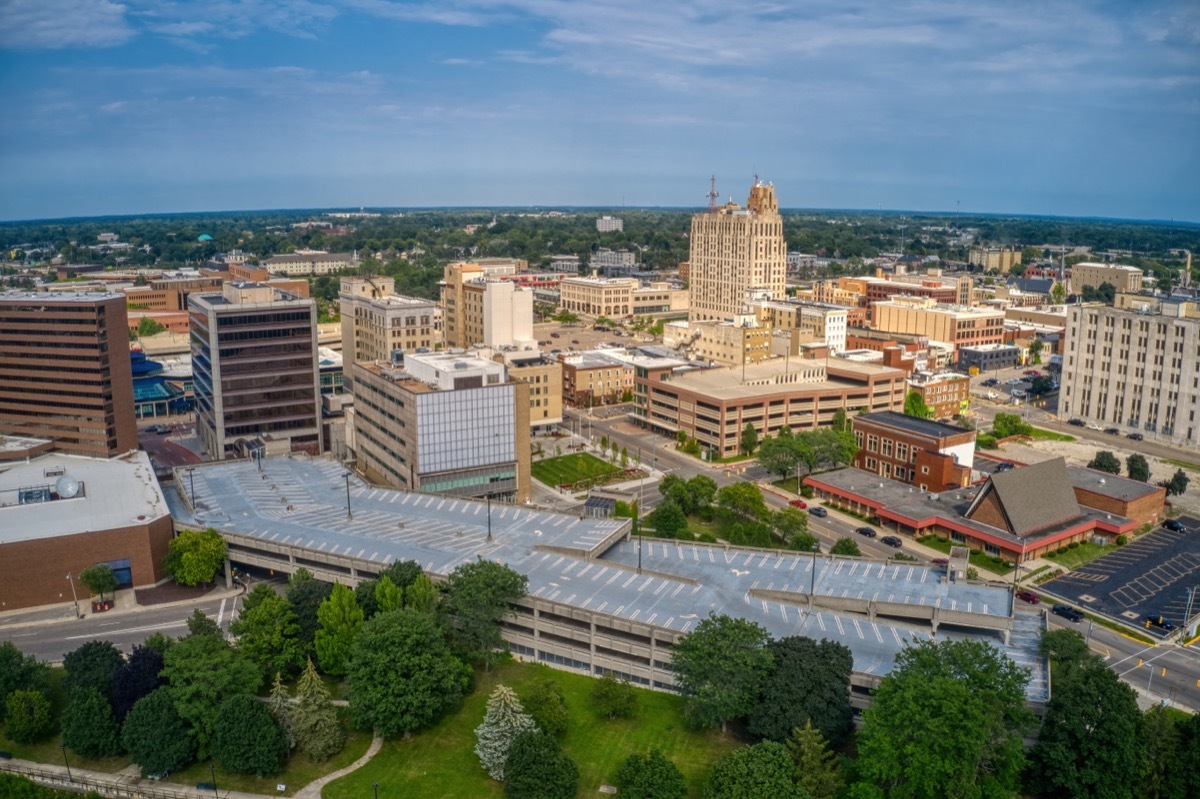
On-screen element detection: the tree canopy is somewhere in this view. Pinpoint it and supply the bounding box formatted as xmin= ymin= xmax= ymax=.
xmin=61 ymin=687 xmax=123 ymax=758
xmin=503 ymin=731 xmax=579 ymax=799
xmin=121 ymin=687 xmax=196 ymax=777
xmin=439 ymin=560 xmax=528 ymax=669
xmin=903 ymin=391 xmax=933 ymax=419
xmin=704 ymin=741 xmax=810 ymax=799
xmin=292 ymin=658 xmax=345 ymax=761
xmin=614 ymin=749 xmax=687 ymax=799
xmin=111 ymin=645 xmax=165 ymax=721
xmin=78 ymin=564 xmax=119 ymax=602
xmin=163 ymin=528 xmax=226 ymax=586
xmin=0 ymin=643 xmax=51 ymax=722
xmin=671 ymin=613 xmax=773 ymax=733
xmin=1088 ymin=451 xmax=1122 ymax=475
xmin=747 ymin=636 xmax=854 ymax=746
xmin=829 ymin=538 xmax=861 ymax=557
xmin=475 ymin=684 xmax=539 ymax=781
xmin=212 ymin=694 xmax=289 ymax=776
xmin=992 ymin=413 xmax=1033 ymax=439
xmin=161 ymin=631 xmax=261 ymax=759
xmin=63 ymin=639 xmax=124 ymax=700
xmin=1125 ymin=453 xmax=1151 ymax=482
xmin=314 ymin=582 xmax=364 ymax=676
xmin=286 ymin=577 xmax=334 ymax=658
xmin=741 ymin=422 xmax=759 ymax=455
xmin=230 ymin=584 xmax=304 ymax=676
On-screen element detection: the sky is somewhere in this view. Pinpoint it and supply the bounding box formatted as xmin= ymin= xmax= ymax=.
xmin=0 ymin=1 xmax=1197 ymax=222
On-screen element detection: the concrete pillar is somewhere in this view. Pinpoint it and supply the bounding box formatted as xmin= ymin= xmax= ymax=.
xmin=224 ymin=557 xmax=232 ymax=589
xmin=867 ymin=600 xmax=877 ymax=622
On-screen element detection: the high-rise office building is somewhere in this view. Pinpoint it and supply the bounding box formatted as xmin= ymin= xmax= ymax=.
xmin=189 ymin=282 xmax=322 ymax=460
xmin=1060 ymin=298 xmax=1200 ymax=448
xmin=688 ymin=179 xmax=786 ymax=322
xmin=0 ymin=291 xmax=137 ymax=457
xmin=339 ymin=277 xmax=437 ymax=390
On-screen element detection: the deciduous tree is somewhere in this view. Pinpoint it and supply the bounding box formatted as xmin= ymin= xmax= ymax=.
xmin=671 ymin=613 xmax=772 ymax=733
xmin=4 ymin=690 xmax=54 ymax=744
xmin=992 ymin=413 xmax=1033 ymax=439
xmin=1125 ymin=454 xmax=1151 ymax=482
xmin=164 ymin=528 xmax=226 ymax=586
xmin=439 ymin=560 xmax=528 ymax=670
xmin=161 ymin=632 xmax=261 ymax=759
xmin=315 ymin=583 xmax=364 ymax=675
xmin=63 ymin=640 xmax=124 ymax=699
xmin=647 ymin=501 xmax=688 ymax=537
xmin=1088 ymin=450 xmax=1122 ymax=474
xmin=716 ymin=482 xmax=768 ymax=522
xmin=475 ymin=685 xmax=539 ymax=780
xmin=111 ymin=645 xmax=165 ymax=721
xmin=524 ymin=680 xmax=568 ymax=738
xmin=354 ymin=578 xmax=381 ymax=619
xmin=79 ymin=564 xmax=119 ymax=603
xmin=347 ymin=608 xmax=471 ymax=737
xmin=772 ymin=507 xmax=809 ymax=547
xmin=829 ymin=538 xmax=861 ymax=557
xmin=503 ymin=731 xmax=579 ymax=799
xmin=748 ymin=637 xmax=853 ymax=746
xmin=903 ymin=390 xmax=933 ymax=419
xmin=374 ymin=575 xmax=403 ymax=613
xmin=212 ymin=694 xmax=288 ymax=776
xmin=121 ymin=687 xmax=195 ymax=777
xmin=0 ymin=643 xmax=50 ymax=722
xmin=857 ymin=639 xmax=1033 ymax=798
xmin=614 ymin=749 xmax=686 ymax=799
xmin=286 ymin=577 xmax=333 ymax=656
xmin=230 ymin=584 xmax=303 ymax=676
xmin=591 ymin=673 xmax=638 ymax=720
xmin=61 ymin=687 xmax=123 ymax=758
xmin=704 ymin=741 xmax=810 ymax=799
xmin=741 ymin=422 xmax=759 ymax=455
xmin=184 ymin=608 xmax=222 ymax=639
xmin=1161 ymin=711 xmax=1200 ymax=799
xmin=405 ymin=573 xmax=437 ymax=614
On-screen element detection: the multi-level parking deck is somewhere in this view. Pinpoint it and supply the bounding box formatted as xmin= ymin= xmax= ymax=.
xmin=170 ymin=456 xmax=1047 ymax=704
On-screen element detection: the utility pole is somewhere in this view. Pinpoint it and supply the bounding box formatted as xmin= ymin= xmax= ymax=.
xmin=66 ymin=572 xmax=81 ymax=618
xmin=343 ymin=472 xmax=353 ymax=520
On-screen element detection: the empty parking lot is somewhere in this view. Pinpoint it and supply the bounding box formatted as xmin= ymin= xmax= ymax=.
xmin=1043 ymin=516 xmax=1200 ymax=636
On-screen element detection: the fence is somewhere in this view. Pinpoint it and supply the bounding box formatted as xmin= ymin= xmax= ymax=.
xmin=1 ymin=761 xmax=222 ymax=799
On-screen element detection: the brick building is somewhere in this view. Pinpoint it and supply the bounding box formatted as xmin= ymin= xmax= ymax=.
xmin=851 ymin=411 xmax=975 ymax=490
xmin=906 ymin=372 xmax=970 ymax=420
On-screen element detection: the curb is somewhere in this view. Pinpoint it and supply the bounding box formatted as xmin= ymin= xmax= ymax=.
xmin=0 ymin=586 xmax=243 ymax=633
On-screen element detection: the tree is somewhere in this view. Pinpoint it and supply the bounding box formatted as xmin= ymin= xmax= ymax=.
xmin=121 ymin=687 xmax=196 ymax=777
xmin=1161 ymin=468 xmax=1190 ymax=497
xmin=379 ymin=559 xmax=424 ymax=592
xmin=1088 ymin=451 xmax=1122 ymax=475
xmin=136 ymin=317 xmax=166 ymax=337
xmin=142 ymin=632 xmax=175 ymax=656
xmin=163 ymin=528 xmax=226 ymax=586
xmin=788 ymin=532 xmax=820 ymax=553
xmin=1162 ymin=711 xmax=1200 ymax=799
xmin=857 ymin=639 xmax=1033 ymax=798
xmin=267 ymin=672 xmax=296 ymax=750
xmin=992 ymin=412 xmax=1033 ymax=439
xmin=1143 ymin=705 xmax=1180 ymax=799
xmin=716 ymin=482 xmax=768 ymax=522
xmin=524 ymin=680 xmax=568 ymax=738
xmin=354 ymin=578 xmax=381 ymax=619
xmin=315 ymin=583 xmax=364 ymax=676
xmin=286 ymin=577 xmax=334 ymax=656
xmin=748 ymin=637 xmax=854 ymax=746
xmin=4 ymin=690 xmax=54 ymax=744
xmin=110 ymin=645 xmax=165 ymax=721
xmin=185 ymin=608 xmax=222 ymax=639
xmin=829 ymin=538 xmax=861 ymax=557
xmin=293 ymin=658 xmax=345 ymax=761
xmin=759 ymin=433 xmax=801 ymax=480
xmin=647 ymin=501 xmax=688 ymax=537
xmin=741 ymin=422 xmax=759 ymax=455
xmin=405 ymin=573 xmax=437 ymax=614
xmin=591 ymin=673 xmax=638 ymax=720
xmin=1028 ymin=339 xmax=1044 ymax=365
xmin=614 ymin=749 xmax=686 ymax=799
xmin=903 ymin=390 xmax=933 ymax=419
xmin=772 ymin=506 xmax=809 ymax=548
xmin=832 ymin=407 xmax=850 ymax=434
xmin=347 ymin=608 xmax=471 ymax=737
xmin=78 ymin=564 xmax=119 ymax=603
xmin=63 ymin=640 xmax=124 ymax=699
xmin=0 ymin=643 xmax=51 ymax=722
xmin=1030 ymin=658 xmax=1147 ymax=799
xmin=161 ymin=632 xmax=261 ymax=758
xmin=1126 ymin=453 xmax=1151 ymax=482
xmin=1051 ymin=281 xmax=1068 ymax=305
xmin=704 ymin=741 xmax=810 ymax=799
xmin=1039 ymin=629 xmax=1092 ymax=675
xmin=786 ymin=722 xmax=843 ymax=799
xmin=212 ymin=694 xmax=288 ymax=776
xmin=440 ymin=560 xmax=528 ymax=670
xmin=686 ymin=475 xmax=718 ymax=510
xmin=374 ymin=575 xmax=404 ymax=613
xmin=230 ymin=584 xmax=304 ymax=676
xmin=503 ymin=731 xmax=579 ymax=799
xmin=658 ymin=474 xmax=693 ymax=514
xmin=475 ymin=685 xmax=540 ymax=780
xmin=61 ymin=687 xmax=122 ymax=758
xmin=671 ymin=613 xmax=773 ymax=733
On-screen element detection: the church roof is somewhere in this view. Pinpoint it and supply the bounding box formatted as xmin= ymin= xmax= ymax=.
xmin=965 ymin=457 xmax=1082 ymax=537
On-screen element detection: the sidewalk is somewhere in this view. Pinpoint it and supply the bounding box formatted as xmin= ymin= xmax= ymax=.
xmin=0 ymin=583 xmax=243 ymax=633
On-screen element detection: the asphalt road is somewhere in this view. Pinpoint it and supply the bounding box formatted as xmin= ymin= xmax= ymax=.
xmin=1 ymin=594 xmax=241 ymax=664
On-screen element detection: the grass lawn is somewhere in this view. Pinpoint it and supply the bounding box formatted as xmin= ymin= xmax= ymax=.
xmin=1163 ymin=458 xmax=1200 ymax=473
xmin=531 ymin=453 xmax=619 ymax=487
xmin=917 ymin=537 xmax=1015 ymax=575
xmin=0 ymin=729 xmax=132 ymax=774
xmin=1044 ymin=542 xmax=1115 ymax=570
xmin=322 ymin=661 xmax=743 ymax=799
xmin=1027 ymin=427 xmax=1075 ymax=442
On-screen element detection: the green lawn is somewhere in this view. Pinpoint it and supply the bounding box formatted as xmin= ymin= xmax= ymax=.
xmin=531 ymin=453 xmax=620 ymax=487
xmin=322 ymin=661 xmax=743 ymax=799
xmin=1044 ymin=542 xmax=1116 ymax=570
xmin=0 ymin=729 xmax=132 ymax=774
xmin=1027 ymin=427 xmax=1075 ymax=442
xmin=917 ymin=537 xmax=1015 ymax=575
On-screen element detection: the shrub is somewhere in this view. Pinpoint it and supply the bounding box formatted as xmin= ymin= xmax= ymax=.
xmin=1115 ymin=535 xmax=1128 ymax=546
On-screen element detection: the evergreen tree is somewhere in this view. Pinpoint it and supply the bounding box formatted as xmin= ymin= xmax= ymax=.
xmin=475 ymin=685 xmax=539 ymax=781
xmin=315 ymin=583 xmax=364 ymax=676
xmin=267 ymin=672 xmax=296 ymax=750
xmin=292 ymin=659 xmax=345 ymax=761
xmin=61 ymin=687 xmax=123 ymax=758
xmin=786 ymin=721 xmax=844 ymax=799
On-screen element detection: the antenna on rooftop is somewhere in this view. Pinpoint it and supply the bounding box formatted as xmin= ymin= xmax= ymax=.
xmin=707 ymin=175 xmax=718 ymax=212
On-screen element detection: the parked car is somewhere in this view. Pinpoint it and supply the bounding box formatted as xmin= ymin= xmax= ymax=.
xmin=1052 ymin=604 xmax=1085 ymax=623
xmin=881 ymin=535 xmax=903 ymax=548
xmin=855 ymin=526 xmax=877 ymax=538
xmin=1024 ymin=369 xmax=1041 ymax=376
xmin=1067 ymin=418 xmax=1086 ymax=427
xmin=931 ymin=557 xmax=949 ymax=566
xmin=551 ymin=332 xmax=560 ymax=338
xmin=1164 ymin=519 xmax=1185 ymax=532
xmin=1104 ymin=427 xmax=1120 ymax=435
xmin=1145 ymin=614 xmax=1175 ymax=630
xmin=788 ymin=499 xmax=807 ymax=509
xmin=994 ymin=462 xmax=1015 ymax=472
xmin=986 ymin=391 xmax=999 ymax=400
xmin=1086 ymin=423 xmax=1103 ymax=431
xmin=1126 ymin=432 xmax=1144 ymax=441
xmin=1011 ymin=389 xmax=1026 ymax=399
xmin=809 ymin=507 xmax=828 ymax=518
xmin=1015 ymin=590 xmax=1040 ymax=604
xmin=981 ymin=378 xmax=999 ymax=387
xmin=1005 ymin=378 xmax=1024 ymax=385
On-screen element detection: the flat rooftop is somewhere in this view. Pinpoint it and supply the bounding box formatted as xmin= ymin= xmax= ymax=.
xmin=857 ymin=411 xmax=972 ymax=439
xmin=167 ymin=457 xmax=1044 ymax=693
xmin=662 ymin=357 xmax=900 ymax=401
xmin=0 ymin=290 xmax=124 ymax=303
xmin=0 ymin=451 xmax=169 ymax=544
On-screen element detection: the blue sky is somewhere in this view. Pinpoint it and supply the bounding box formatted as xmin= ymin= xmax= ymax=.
xmin=0 ymin=1 xmax=1197 ymax=221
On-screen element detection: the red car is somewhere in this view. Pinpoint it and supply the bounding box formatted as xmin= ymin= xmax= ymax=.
xmin=1023 ymin=369 xmax=1041 ymax=376
xmin=1016 ymin=590 xmax=1040 ymax=604
xmin=788 ymin=499 xmax=807 ymax=509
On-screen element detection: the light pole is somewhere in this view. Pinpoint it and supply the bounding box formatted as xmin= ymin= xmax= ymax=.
xmin=184 ymin=467 xmax=196 ymax=509
xmin=210 ymin=762 xmax=218 ymax=799
xmin=373 ymin=782 xmax=380 ymax=799
xmin=60 ymin=742 xmax=72 ymax=782
xmin=343 ymin=472 xmax=353 ymax=520
xmin=809 ymin=543 xmax=820 ymax=599
xmin=1085 ymin=619 xmax=1095 ymax=649
xmin=66 ymin=572 xmax=81 ymax=618
xmin=486 ymin=493 xmax=493 ymax=543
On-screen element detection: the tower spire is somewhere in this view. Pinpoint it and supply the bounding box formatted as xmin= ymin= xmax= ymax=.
xmin=707 ymin=175 xmax=718 ymax=212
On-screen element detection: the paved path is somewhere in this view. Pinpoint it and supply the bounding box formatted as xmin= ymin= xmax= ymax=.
xmin=293 ymin=734 xmax=382 ymax=799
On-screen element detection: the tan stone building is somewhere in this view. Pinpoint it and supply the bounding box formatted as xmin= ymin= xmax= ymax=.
xmin=1070 ymin=262 xmax=1144 ymax=294
xmin=263 ymin=250 xmax=357 ymax=276
xmin=339 ymin=277 xmax=438 ymax=389
xmin=352 ymin=352 xmax=530 ymax=502
xmin=968 ymin=247 xmax=1022 ymax=274
xmin=751 ymin=300 xmax=849 ymax=354
xmin=872 ymin=297 xmax=1005 ymax=354
xmin=440 ymin=263 xmax=536 ymax=349
xmin=559 ymin=276 xmax=636 ymax=318
xmin=688 ymin=180 xmax=786 ymax=322
xmin=560 ymin=351 xmax=635 ymax=406
xmin=677 ymin=318 xmax=772 ymax=367
xmin=491 ymin=350 xmax=563 ymax=432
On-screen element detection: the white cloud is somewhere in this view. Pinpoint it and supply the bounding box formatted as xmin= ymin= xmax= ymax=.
xmin=0 ymin=0 xmax=136 ymax=49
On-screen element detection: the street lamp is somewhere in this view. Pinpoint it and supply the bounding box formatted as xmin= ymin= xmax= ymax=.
xmin=343 ymin=472 xmax=353 ymax=520
xmin=65 ymin=572 xmax=81 ymax=619
xmin=210 ymin=762 xmax=218 ymax=799
xmin=809 ymin=543 xmax=820 ymax=599
xmin=486 ymin=493 xmax=493 ymax=543
xmin=183 ymin=467 xmax=196 ymax=509
xmin=60 ymin=742 xmax=72 ymax=782
xmin=372 ymin=782 xmax=380 ymax=799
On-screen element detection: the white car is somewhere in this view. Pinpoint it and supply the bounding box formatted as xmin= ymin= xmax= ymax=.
xmin=986 ymin=391 xmax=999 ymax=400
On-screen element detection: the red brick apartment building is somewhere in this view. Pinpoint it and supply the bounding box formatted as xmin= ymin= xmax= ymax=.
xmin=851 ymin=411 xmax=975 ymax=491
